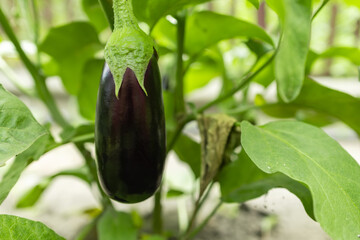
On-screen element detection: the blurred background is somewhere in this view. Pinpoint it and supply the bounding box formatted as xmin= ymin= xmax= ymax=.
xmin=0 ymin=0 xmax=360 ymax=239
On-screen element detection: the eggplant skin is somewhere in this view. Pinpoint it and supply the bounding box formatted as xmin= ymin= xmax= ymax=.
xmin=95 ymin=54 xmax=166 ymax=203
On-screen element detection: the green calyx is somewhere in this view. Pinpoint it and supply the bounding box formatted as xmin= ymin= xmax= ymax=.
xmin=105 ymin=0 xmax=155 ymax=96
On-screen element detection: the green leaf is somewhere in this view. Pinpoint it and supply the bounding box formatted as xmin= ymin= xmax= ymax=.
xmin=82 ymin=0 xmax=109 ymax=32
xmin=185 ymin=11 xmax=274 ymax=56
xmin=241 ymin=120 xmax=360 ymax=240
xmin=218 ymin=150 xmax=314 ymax=219
xmin=184 ymin=54 xmax=222 ymax=93
xmin=307 ymin=47 xmax=360 ymax=71
xmin=252 ymin=52 xmax=275 ymax=87
xmin=16 ymin=180 xmax=50 ymax=209
xmin=77 ymin=59 xmax=104 ymax=120
xmin=166 ymin=188 xmax=185 ymax=198
xmin=40 ymin=22 xmax=102 ymax=95
xmin=267 ymin=0 xmax=312 ymax=102
xmin=197 ymin=114 xmax=237 ymax=195
xmin=141 ymin=235 xmax=166 ymax=240
xmin=0 ymin=85 xmax=48 ymax=165
xmin=97 ymin=208 xmax=138 ymax=240
xmin=0 ymin=135 xmax=49 ymax=204
xmin=60 ymin=123 xmax=95 ymax=143
xmin=133 ymin=0 xmax=210 ymax=28
xmin=15 ymin=165 xmax=91 ymax=208
xmin=262 ymin=78 xmax=360 ymax=135
xmin=247 ymin=0 xmax=260 ymax=9
xmin=173 ymin=133 xmax=201 ymax=178
xmin=0 ymin=214 xmax=64 ymax=239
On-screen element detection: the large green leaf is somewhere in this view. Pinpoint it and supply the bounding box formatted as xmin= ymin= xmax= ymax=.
xmin=133 ymin=0 xmax=210 ymax=28
xmin=218 ymin=150 xmax=314 ymax=219
xmin=40 ymin=22 xmax=102 ymax=95
xmin=185 ymin=11 xmax=274 ymax=56
xmin=247 ymin=0 xmax=260 ymax=9
xmin=97 ymin=208 xmax=138 ymax=240
xmin=0 ymin=135 xmax=49 ymax=204
xmin=262 ymin=78 xmax=360 ymax=135
xmin=241 ymin=120 xmax=360 ymax=240
xmin=266 ymin=0 xmax=312 ymax=102
xmin=0 ymin=85 xmax=48 ymax=165
xmin=0 ymin=215 xmax=64 ymax=239
xmin=77 ymin=59 xmax=104 ymax=120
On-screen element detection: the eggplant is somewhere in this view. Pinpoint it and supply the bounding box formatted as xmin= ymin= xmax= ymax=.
xmin=95 ymin=53 xmax=166 ymax=203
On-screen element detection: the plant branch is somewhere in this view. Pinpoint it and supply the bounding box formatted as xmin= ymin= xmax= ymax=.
xmin=197 ymin=52 xmax=276 ymax=113
xmin=0 ymin=8 xmax=69 ymax=128
xmin=186 ymin=201 xmax=223 ymax=240
xmin=153 ymin=184 xmax=163 ymax=234
xmin=174 ymin=12 xmax=187 ymax=117
xmin=312 ymin=0 xmax=330 ymax=21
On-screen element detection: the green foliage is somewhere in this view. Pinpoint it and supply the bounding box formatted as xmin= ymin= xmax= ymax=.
xmin=133 ymin=0 xmax=211 ymax=28
xmin=40 ymin=22 xmax=103 ymax=95
xmin=241 ymin=121 xmax=360 ymax=239
xmin=247 ymin=0 xmax=260 ymax=9
xmin=0 ymin=215 xmax=65 ymax=239
xmin=0 ymin=135 xmax=49 ymax=204
xmin=97 ymin=208 xmax=138 ymax=240
xmin=82 ymin=0 xmax=109 ymax=32
xmin=262 ymin=78 xmax=360 ymax=135
xmin=218 ymin=150 xmax=314 ymax=219
xmin=266 ymin=0 xmax=312 ymax=102
xmin=77 ymin=59 xmax=104 ymax=120
xmin=0 ymin=85 xmax=48 ymax=165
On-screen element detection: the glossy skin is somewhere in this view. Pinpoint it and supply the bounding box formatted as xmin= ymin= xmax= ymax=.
xmin=95 ymin=54 xmax=166 ymax=203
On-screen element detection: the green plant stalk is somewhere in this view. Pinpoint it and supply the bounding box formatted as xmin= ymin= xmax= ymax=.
xmin=174 ymin=13 xmax=187 ymax=117
xmin=312 ymin=0 xmax=330 ymax=20
xmin=153 ymin=184 xmax=163 ymax=234
xmin=98 ymin=0 xmax=114 ymax=30
xmin=30 ymin=0 xmax=41 ymax=66
xmin=182 ymin=182 xmax=215 ymax=238
xmin=0 ymin=8 xmax=69 ymax=128
xmin=186 ymin=201 xmax=223 ymax=240
xmin=198 ymin=52 xmax=276 ymax=113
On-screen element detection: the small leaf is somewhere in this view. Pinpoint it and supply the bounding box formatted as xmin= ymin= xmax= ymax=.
xmin=166 ymin=189 xmax=185 ymax=198
xmin=77 ymin=59 xmax=104 ymax=120
xmin=197 ymin=114 xmax=237 ymax=195
xmin=0 ymin=134 xmax=49 ymax=204
xmin=97 ymin=208 xmax=138 ymax=240
xmin=0 ymin=85 xmax=48 ymax=165
xmin=241 ymin=120 xmax=360 ymax=239
xmin=0 ymin=215 xmax=64 ymax=239
xmin=267 ymin=0 xmax=312 ymax=102
xmin=40 ymin=22 xmax=102 ymax=95
xmin=16 ymin=180 xmax=50 ymax=209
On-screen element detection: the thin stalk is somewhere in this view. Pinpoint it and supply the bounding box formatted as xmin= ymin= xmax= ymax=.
xmin=153 ymin=184 xmax=163 ymax=234
xmin=0 ymin=8 xmax=69 ymax=128
xmin=30 ymin=0 xmax=41 ymax=66
xmin=174 ymin=13 xmax=186 ymax=117
xmin=98 ymin=0 xmax=114 ymax=30
xmin=183 ymin=182 xmax=215 ymax=238
xmin=198 ymin=52 xmax=276 ymax=113
xmin=312 ymin=0 xmax=330 ymax=21
xmin=186 ymin=201 xmax=223 ymax=240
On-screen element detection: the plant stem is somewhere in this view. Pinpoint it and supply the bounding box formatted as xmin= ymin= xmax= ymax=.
xmin=197 ymin=52 xmax=276 ymax=113
xmin=186 ymin=201 xmax=223 ymax=240
xmin=174 ymin=12 xmax=187 ymax=118
xmin=0 ymin=8 xmax=69 ymax=128
xmin=312 ymin=0 xmax=330 ymax=21
xmin=98 ymin=0 xmax=114 ymax=30
xmin=113 ymin=0 xmax=137 ymax=30
xmin=153 ymin=184 xmax=163 ymax=234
